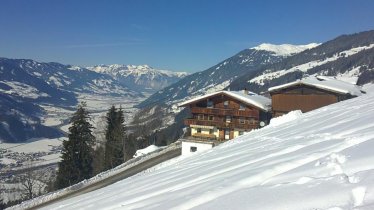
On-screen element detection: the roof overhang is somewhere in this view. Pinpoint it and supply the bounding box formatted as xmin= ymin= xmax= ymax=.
xmin=190 ymin=125 xmax=215 ymax=129
xmin=268 ymin=78 xmax=360 ymax=96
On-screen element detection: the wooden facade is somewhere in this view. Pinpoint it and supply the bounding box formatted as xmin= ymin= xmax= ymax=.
xmin=270 ymin=84 xmax=353 ymax=117
xmin=181 ymin=93 xmax=267 ymax=141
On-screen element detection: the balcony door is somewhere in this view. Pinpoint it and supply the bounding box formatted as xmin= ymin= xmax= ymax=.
xmin=225 ymin=116 xmax=232 ymax=123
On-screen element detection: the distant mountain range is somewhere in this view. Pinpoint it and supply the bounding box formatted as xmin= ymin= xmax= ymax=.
xmin=87 ymin=64 xmax=187 ymax=92
xmin=0 ymin=59 xmax=186 ymax=142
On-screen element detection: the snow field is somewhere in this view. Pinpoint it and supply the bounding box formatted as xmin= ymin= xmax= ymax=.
xmin=30 ymin=84 xmax=374 ymax=210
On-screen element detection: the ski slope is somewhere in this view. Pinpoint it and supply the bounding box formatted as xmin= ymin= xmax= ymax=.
xmin=17 ymin=85 xmax=374 ymax=210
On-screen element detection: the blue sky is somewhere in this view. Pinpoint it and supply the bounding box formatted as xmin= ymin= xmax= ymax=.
xmin=1 ymin=0 xmax=374 ymax=72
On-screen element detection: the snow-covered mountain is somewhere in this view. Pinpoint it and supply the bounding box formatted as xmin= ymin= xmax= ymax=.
xmin=0 ymin=58 xmax=141 ymax=98
xmin=20 ymin=84 xmax=374 ymax=210
xmin=229 ymin=30 xmax=374 ymax=92
xmin=138 ymin=43 xmax=313 ymax=108
xmin=0 ymin=58 xmax=188 ymax=142
xmin=87 ymin=64 xmax=188 ymax=92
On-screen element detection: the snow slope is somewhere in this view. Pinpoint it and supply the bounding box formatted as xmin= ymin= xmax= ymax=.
xmin=19 ymin=85 xmax=374 ymax=210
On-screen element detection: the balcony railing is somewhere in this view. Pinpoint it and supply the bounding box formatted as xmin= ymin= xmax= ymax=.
xmin=191 ymin=133 xmax=217 ymax=140
xmin=184 ymin=118 xmax=258 ymax=130
xmin=190 ymin=107 xmax=258 ymax=118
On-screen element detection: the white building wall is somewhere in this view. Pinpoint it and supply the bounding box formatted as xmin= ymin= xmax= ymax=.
xmin=233 ymin=130 xmax=240 ymax=138
xmin=182 ymin=141 xmax=214 ymax=156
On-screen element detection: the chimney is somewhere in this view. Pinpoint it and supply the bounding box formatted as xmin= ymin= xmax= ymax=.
xmin=243 ymin=88 xmax=248 ymax=95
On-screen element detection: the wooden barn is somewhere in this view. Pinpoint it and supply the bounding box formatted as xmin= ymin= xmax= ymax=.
xmin=269 ymin=76 xmax=364 ymax=117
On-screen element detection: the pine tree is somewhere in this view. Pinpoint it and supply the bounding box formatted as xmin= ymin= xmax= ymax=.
xmin=104 ymin=105 xmax=125 ymax=170
xmin=55 ymin=102 xmax=95 ymax=189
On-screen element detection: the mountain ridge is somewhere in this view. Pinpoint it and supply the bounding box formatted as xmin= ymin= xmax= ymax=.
xmin=251 ymin=43 xmax=320 ymax=56
xmin=87 ymin=64 xmax=188 ymax=92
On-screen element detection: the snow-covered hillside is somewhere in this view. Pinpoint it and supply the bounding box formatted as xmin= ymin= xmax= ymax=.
xmin=229 ymin=30 xmax=374 ymax=92
xmin=87 ymin=64 xmax=188 ymax=92
xmin=26 ymin=85 xmax=374 ymax=209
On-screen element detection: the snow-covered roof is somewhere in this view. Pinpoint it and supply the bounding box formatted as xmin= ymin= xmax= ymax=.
xmin=179 ymin=90 xmax=271 ymax=111
xmin=268 ymin=75 xmax=364 ymax=96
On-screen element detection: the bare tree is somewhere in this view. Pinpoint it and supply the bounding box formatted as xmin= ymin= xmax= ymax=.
xmin=18 ymin=162 xmax=44 ymax=200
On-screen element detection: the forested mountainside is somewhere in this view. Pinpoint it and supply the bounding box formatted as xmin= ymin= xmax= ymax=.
xmin=138 ymin=43 xmax=317 ymax=108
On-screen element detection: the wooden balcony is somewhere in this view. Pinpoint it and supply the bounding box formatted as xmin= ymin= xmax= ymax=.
xmin=190 ymin=107 xmax=258 ymax=118
xmin=184 ymin=118 xmax=258 ymax=130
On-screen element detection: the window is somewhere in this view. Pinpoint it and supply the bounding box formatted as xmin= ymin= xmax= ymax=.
xmin=209 ymin=129 xmax=214 ymax=134
xmin=239 ymin=103 xmax=246 ymax=110
xmin=197 ymin=128 xmax=202 ymax=133
xmin=198 ymin=114 xmax=204 ymax=120
xmin=224 ymin=100 xmax=229 ymax=108
xmin=208 ymin=115 xmax=214 ymax=121
xmin=207 ymin=99 xmax=214 ymax=108
xmin=239 ymin=131 xmax=244 ymax=136
xmin=239 ymin=117 xmax=245 ymax=124
xmin=226 ymin=116 xmax=232 ymax=123
xmin=190 ymin=146 xmax=197 ymax=152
